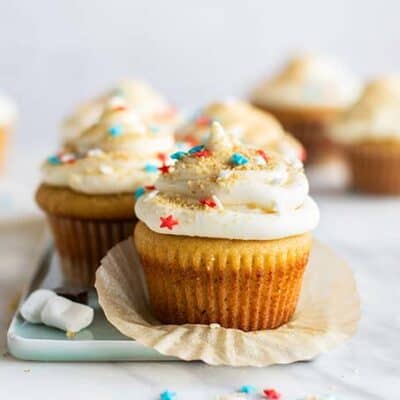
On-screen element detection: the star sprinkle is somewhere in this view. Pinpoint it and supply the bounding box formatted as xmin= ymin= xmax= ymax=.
xmin=256 ymin=149 xmax=269 ymax=163
xmin=170 ymin=151 xmax=187 ymax=160
xmin=160 ymin=215 xmax=179 ymax=230
xmin=160 ymin=390 xmax=176 ymax=400
xmin=239 ymin=385 xmax=256 ymax=394
xmin=145 ymin=185 xmax=156 ymax=190
xmin=263 ymin=388 xmax=281 ymax=399
xmin=134 ymin=187 xmax=145 ymax=200
xmin=108 ymin=124 xmax=123 ymax=137
xmin=188 ymin=144 xmax=205 ymax=154
xmin=193 ymin=149 xmax=212 ymax=158
xmin=47 ymin=155 xmax=61 ymax=165
xmin=199 ymin=198 xmax=217 ymax=208
xmin=144 ymin=164 xmax=159 ymax=173
xmin=158 ymin=164 xmax=171 ymax=175
xmin=230 ymin=153 xmax=248 ymax=166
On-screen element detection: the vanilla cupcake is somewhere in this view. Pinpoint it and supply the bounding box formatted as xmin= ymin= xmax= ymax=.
xmin=62 ymin=79 xmax=181 ymax=145
xmin=0 ymin=92 xmax=17 ymax=172
xmin=330 ymin=77 xmax=400 ymax=194
xmin=134 ymin=122 xmax=319 ymax=331
xmin=177 ymin=100 xmax=304 ymax=161
xmin=36 ymin=104 xmax=175 ymax=286
xmin=251 ymin=55 xmax=360 ymax=163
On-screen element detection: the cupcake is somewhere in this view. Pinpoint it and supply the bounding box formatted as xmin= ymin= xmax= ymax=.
xmin=62 ymin=79 xmax=181 ymax=146
xmin=177 ymin=100 xmax=304 ymax=161
xmin=134 ymin=121 xmax=319 ymax=331
xmin=330 ymin=77 xmax=400 ymax=194
xmin=251 ymin=55 xmax=360 ymax=163
xmin=0 ymin=92 xmax=17 ymax=172
xmin=36 ymin=102 xmax=175 ymax=286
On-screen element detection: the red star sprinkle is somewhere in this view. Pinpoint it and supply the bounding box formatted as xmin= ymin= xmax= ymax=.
xmin=158 ymin=164 xmax=171 ymax=174
xmin=299 ymin=148 xmax=307 ymax=161
xmin=196 ymin=115 xmax=210 ymax=126
xmin=160 ymin=215 xmax=179 ymax=230
xmin=157 ymin=153 xmax=167 ymax=162
xmin=256 ymin=149 xmax=269 ymax=162
xmin=145 ymin=185 xmax=156 ymax=190
xmin=194 ymin=149 xmax=212 ymax=158
xmin=199 ymin=198 xmax=217 ymax=208
xmin=263 ymin=389 xmax=281 ymax=400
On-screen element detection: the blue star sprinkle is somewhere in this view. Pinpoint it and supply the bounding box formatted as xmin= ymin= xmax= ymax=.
xmin=170 ymin=151 xmax=187 ymax=160
xmin=134 ymin=187 xmax=145 ymax=200
xmin=108 ymin=124 xmax=123 ymax=137
xmin=47 ymin=155 xmax=61 ymax=165
xmin=239 ymin=385 xmax=256 ymax=394
xmin=144 ymin=164 xmax=159 ymax=173
xmin=160 ymin=390 xmax=176 ymax=400
xmin=230 ymin=153 xmax=249 ymax=166
xmin=188 ymin=145 xmax=204 ymax=154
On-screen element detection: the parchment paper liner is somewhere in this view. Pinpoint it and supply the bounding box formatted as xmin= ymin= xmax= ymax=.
xmin=96 ymin=238 xmax=360 ymax=367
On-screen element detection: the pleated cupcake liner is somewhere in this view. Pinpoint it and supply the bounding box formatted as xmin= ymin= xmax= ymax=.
xmin=47 ymin=214 xmax=136 ymax=286
xmin=134 ymin=222 xmax=312 ymax=331
xmin=347 ymin=143 xmax=400 ymax=194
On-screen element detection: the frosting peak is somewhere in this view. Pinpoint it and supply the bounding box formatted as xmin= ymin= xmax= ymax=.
xmin=251 ymin=55 xmax=361 ymax=109
xmin=135 ymin=123 xmax=319 ymax=240
xmin=176 ymin=100 xmax=304 ymax=159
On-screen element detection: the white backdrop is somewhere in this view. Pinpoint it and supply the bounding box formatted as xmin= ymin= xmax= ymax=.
xmin=1 ymin=0 xmax=400 ymax=153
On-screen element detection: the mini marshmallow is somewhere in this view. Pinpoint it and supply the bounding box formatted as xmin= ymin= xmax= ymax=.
xmin=41 ymin=295 xmax=94 ymax=333
xmin=20 ymin=289 xmax=57 ymax=323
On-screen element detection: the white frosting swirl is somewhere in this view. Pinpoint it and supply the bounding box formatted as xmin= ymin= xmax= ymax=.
xmin=42 ymin=105 xmax=175 ymax=195
xmin=62 ymin=79 xmax=180 ymax=142
xmin=0 ymin=93 xmax=18 ymax=126
xmin=41 ymin=150 xmax=163 ymax=194
xmin=135 ymin=122 xmax=319 ymax=240
xmin=330 ymin=77 xmax=400 ymax=143
xmin=67 ymin=104 xmax=175 ymax=156
xmin=176 ymin=100 xmax=304 ymax=160
xmin=251 ymin=55 xmax=361 ymax=109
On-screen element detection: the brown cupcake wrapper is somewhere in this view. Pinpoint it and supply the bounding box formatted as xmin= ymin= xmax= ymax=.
xmin=135 ymin=223 xmax=312 ymax=331
xmin=255 ymin=105 xmax=339 ymax=163
xmin=347 ymin=143 xmax=400 ymax=194
xmin=47 ymin=214 xmax=136 ymax=286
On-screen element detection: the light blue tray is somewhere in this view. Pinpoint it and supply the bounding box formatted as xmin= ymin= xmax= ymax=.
xmin=7 ymin=245 xmax=175 ymax=362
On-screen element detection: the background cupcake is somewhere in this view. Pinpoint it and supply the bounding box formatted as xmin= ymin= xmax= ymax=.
xmin=330 ymin=77 xmax=400 ymax=194
xmin=0 ymin=92 xmax=17 ymax=172
xmin=251 ymin=55 xmax=361 ymax=163
xmin=36 ymin=102 xmax=175 ymax=286
xmin=176 ymin=99 xmax=304 ymax=161
xmin=62 ymin=79 xmax=181 ymax=146
xmin=134 ymin=122 xmax=319 ymax=331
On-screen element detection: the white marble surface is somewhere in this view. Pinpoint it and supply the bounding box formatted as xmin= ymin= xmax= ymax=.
xmin=0 ymin=157 xmax=399 ymax=400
